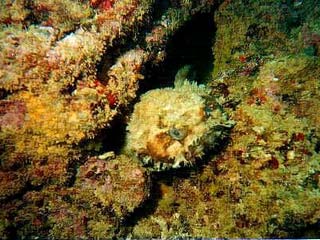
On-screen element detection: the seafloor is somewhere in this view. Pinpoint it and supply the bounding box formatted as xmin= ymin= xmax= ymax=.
xmin=0 ymin=0 xmax=320 ymax=238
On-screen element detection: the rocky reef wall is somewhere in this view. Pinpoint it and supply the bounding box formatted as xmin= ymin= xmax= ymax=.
xmin=1 ymin=0 xmax=320 ymax=238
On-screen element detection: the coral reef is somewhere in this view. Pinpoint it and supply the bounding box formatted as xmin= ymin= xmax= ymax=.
xmin=1 ymin=0 xmax=320 ymax=238
xmin=0 ymin=0 xmax=154 ymax=190
xmin=75 ymin=154 xmax=151 ymax=218
xmin=126 ymin=72 xmax=233 ymax=170
xmin=0 ymin=154 xmax=150 ymax=239
xmin=0 ymin=0 xmax=221 ymax=238
xmin=131 ymin=0 xmax=320 ymax=238
xmin=0 ymin=0 xmax=216 ymax=190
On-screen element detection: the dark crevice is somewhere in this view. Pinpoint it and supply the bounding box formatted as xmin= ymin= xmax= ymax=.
xmin=96 ymin=27 xmax=147 ymax=83
xmin=138 ymin=11 xmax=216 ymax=95
xmin=152 ymin=0 xmax=171 ymax=20
xmin=64 ymin=155 xmax=88 ymax=187
xmin=272 ymin=219 xmax=320 ymax=238
xmin=0 ymin=89 xmax=9 ymax=100
xmin=96 ymin=43 xmax=131 ymax=83
xmin=99 ymin=114 xmax=128 ymax=155
xmin=78 ymin=113 xmax=128 ymax=158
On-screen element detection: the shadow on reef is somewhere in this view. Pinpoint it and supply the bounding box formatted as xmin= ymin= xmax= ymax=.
xmin=139 ymin=11 xmax=216 ymax=94
xmin=77 ymin=113 xmax=128 ymax=161
xmin=271 ymin=218 xmax=320 ymax=238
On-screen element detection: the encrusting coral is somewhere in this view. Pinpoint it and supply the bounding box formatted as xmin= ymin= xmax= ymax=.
xmin=1 ymin=0 xmax=320 ymax=238
xmin=0 ymin=0 xmax=221 ymax=238
xmin=0 ymin=154 xmax=150 ymax=239
xmin=75 ymin=154 xmax=151 ymax=218
xmin=0 ymin=0 xmax=153 ymax=188
xmin=131 ymin=0 xmax=320 ymax=238
xmin=0 ymin=0 xmax=213 ymax=188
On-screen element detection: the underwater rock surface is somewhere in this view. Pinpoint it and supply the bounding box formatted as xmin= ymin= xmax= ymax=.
xmin=75 ymin=154 xmax=151 ymax=218
xmin=1 ymin=0 xmax=320 ymax=238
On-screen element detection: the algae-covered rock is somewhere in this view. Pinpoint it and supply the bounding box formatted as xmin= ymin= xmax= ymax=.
xmin=0 ymin=154 xmax=151 ymax=239
xmin=0 ymin=0 xmax=220 ymax=237
xmin=126 ymin=75 xmax=234 ymax=171
xmin=1 ymin=0 xmax=320 ymax=238
xmin=75 ymin=154 xmax=151 ymax=218
xmin=131 ymin=0 xmax=320 ymax=238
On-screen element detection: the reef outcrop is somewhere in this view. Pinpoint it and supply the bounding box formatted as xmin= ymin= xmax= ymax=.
xmin=1 ymin=0 xmax=320 ymax=238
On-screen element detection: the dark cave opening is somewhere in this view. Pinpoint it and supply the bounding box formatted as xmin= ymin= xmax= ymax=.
xmin=138 ymin=11 xmax=216 ymax=94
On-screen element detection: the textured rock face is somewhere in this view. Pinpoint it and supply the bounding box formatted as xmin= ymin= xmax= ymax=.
xmin=0 ymin=0 xmax=221 ymax=238
xmin=126 ymin=79 xmax=234 ymax=171
xmin=75 ymin=154 xmax=151 ymax=218
xmin=2 ymin=0 xmax=320 ymax=238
